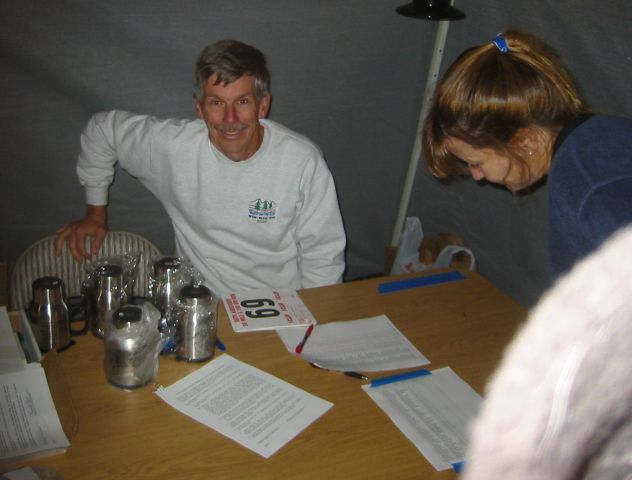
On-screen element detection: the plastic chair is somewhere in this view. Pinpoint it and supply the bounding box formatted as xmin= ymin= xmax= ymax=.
xmin=9 ymin=231 xmax=163 ymax=311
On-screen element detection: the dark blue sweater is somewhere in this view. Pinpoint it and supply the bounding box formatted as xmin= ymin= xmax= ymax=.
xmin=549 ymin=115 xmax=632 ymax=278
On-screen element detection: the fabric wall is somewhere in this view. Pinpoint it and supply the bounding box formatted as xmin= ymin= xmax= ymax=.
xmin=1 ymin=0 xmax=630 ymax=306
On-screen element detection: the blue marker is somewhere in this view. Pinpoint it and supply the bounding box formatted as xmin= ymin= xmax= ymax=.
xmin=216 ymin=338 xmax=226 ymax=351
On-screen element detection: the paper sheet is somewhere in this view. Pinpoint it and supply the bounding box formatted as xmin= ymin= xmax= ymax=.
xmin=1 ymin=467 xmax=41 ymax=480
xmin=0 ymin=367 xmax=70 ymax=463
xmin=0 ymin=308 xmax=69 ymax=464
xmin=276 ymin=314 xmax=429 ymax=372
xmin=0 ymin=307 xmax=28 ymax=374
xmin=362 ymin=367 xmax=481 ymax=471
xmin=155 ymin=354 xmax=333 ymax=458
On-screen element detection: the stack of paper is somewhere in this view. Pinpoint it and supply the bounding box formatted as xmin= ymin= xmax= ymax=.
xmin=363 ymin=367 xmax=482 ymax=471
xmin=277 ymin=313 xmax=480 ymax=472
xmin=0 ymin=307 xmax=70 ymax=464
xmin=277 ymin=314 xmax=430 ymax=371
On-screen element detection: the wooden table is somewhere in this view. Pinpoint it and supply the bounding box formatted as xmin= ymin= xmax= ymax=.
xmin=4 ymin=270 xmax=527 ymax=479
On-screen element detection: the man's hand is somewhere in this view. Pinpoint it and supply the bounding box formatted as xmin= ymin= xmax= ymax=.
xmin=55 ymin=205 xmax=108 ymax=262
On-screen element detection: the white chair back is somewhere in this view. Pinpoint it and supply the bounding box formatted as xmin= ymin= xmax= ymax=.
xmin=9 ymin=231 xmax=163 ymax=311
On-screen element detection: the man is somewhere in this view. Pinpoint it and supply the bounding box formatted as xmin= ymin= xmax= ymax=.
xmin=55 ymin=39 xmax=346 ymax=296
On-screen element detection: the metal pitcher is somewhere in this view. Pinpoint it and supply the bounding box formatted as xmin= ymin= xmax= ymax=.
xmin=28 ymin=276 xmax=72 ymax=352
xmin=175 ymin=284 xmax=217 ymax=362
xmin=86 ymin=264 xmax=128 ymax=338
xmin=152 ymin=256 xmax=182 ymax=315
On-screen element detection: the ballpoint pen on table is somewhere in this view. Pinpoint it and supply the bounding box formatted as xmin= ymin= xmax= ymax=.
xmin=342 ymin=371 xmax=371 ymax=381
xmin=309 ymin=362 xmax=370 ymax=382
xmin=295 ymin=323 xmax=315 ymax=354
xmin=216 ymin=338 xmax=226 ymax=351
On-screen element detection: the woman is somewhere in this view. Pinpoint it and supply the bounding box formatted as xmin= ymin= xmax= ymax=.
xmin=422 ymin=30 xmax=632 ymax=279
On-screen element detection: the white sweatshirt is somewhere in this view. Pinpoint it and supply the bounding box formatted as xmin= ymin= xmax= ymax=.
xmin=77 ymin=111 xmax=346 ymax=296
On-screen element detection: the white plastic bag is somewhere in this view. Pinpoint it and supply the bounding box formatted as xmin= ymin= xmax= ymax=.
xmin=390 ymin=217 xmax=476 ymax=275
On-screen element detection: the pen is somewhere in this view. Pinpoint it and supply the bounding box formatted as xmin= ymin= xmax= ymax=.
xmin=216 ymin=338 xmax=226 ymax=351
xmin=343 ymin=371 xmax=370 ymax=381
xmin=295 ymin=323 xmax=315 ymax=354
xmin=309 ymin=362 xmax=370 ymax=382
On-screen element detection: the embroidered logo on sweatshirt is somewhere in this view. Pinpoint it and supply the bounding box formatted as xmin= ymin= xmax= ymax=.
xmin=249 ymin=198 xmax=277 ymax=223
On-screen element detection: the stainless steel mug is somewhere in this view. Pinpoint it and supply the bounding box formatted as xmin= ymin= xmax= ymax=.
xmin=103 ymin=305 xmax=160 ymax=390
xmin=175 ymin=284 xmax=217 ymax=362
xmin=28 ymin=276 xmax=72 ymax=352
xmin=89 ymin=264 xmax=128 ymax=338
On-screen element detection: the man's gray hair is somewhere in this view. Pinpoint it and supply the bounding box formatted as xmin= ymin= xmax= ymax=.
xmin=193 ymin=39 xmax=270 ymax=102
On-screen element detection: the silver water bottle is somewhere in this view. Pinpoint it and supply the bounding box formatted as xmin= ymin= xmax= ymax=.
xmin=175 ymin=284 xmax=217 ymax=362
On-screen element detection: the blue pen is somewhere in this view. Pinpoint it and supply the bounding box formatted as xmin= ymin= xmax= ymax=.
xmin=216 ymin=338 xmax=226 ymax=351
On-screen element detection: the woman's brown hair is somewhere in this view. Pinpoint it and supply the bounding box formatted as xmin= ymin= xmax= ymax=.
xmin=422 ymin=30 xmax=587 ymax=179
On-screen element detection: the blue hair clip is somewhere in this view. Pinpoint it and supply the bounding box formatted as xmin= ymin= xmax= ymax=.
xmin=492 ymin=35 xmax=509 ymax=53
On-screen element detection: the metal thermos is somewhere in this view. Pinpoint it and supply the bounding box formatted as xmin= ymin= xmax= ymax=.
xmin=28 ymin=276 xmax=72 ymax=352
xmin=175 ymin=284 xmax=217 ymax=362
xmin=89 ymin=264 xmax=127 ymax=338
xmin=153 ymin=256 xmax=182 ymax=315
xmin=103 ymin=305 xmax=159 ymax=390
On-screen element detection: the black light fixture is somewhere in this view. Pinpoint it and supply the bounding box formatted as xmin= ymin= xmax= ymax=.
xmin=396 ymin=0 xmax=465 ymax=21
xmin=390 ymin=0 xmax=466 ymax=251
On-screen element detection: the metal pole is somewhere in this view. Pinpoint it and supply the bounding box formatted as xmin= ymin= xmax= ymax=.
xmin=390 ymin=19 xmax=451 ymax=247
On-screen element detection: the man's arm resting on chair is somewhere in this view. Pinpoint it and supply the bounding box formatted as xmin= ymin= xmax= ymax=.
xmin=55 ymin=205 xmax=108 ymax=262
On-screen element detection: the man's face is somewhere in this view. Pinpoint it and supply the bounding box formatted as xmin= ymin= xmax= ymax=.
xmin=195 ymin=74 xmax=270 ymax=161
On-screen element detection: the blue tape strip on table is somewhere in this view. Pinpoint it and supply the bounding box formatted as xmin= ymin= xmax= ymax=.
xmin=370 ymin=368 xmax=431 ymax=388
xmin=378 ymin=270 xmax=465 ymax=294
xmin=452 ymin=461 xmax=466 ymax=473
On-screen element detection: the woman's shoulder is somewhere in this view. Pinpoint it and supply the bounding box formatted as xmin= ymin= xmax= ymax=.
xmin=550 ymin=114 xmax=632 ymax=191
xmin=557 ymin=114 xmax=632 ymax=155
xmin=576 ymin=114 xmax=632 ymax=136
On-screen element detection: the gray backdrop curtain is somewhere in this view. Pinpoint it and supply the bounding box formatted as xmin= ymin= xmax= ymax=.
xmin=1 ymin=0 xmax=631 ymax=306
